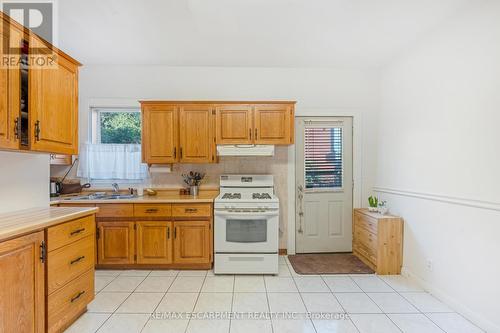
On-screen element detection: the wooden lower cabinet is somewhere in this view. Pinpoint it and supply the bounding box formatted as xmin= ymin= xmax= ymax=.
xmin=47 ymin=269 xmax=94 ymax=333
xmin=46 ymin=215 xmax=96 ymax=333
xmin=97 ymin=220 xmax=212 ymax=267
xmin=97 ymin=221 xmax=135 ymax=265
xmin=136 ymin=221 xmax=173 ymax=264
xmin=0 ymin=231 xmax=45 ymax=333
xmin=173 ymin=221 xmax=211 ymax=264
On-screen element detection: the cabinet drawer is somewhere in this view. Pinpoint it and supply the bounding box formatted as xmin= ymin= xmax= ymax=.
xmin=172 ymin=204 xmax=212 ymax=218
xmin=47 ymin=215 xmax=95 ymax=252
xmin=134 ymin=204 xmax=171 ymax=218
xmin=96 ymin=204 xmax=134 ymax=217
xmin=355 ymin=213 xmax=378 ymax=234
xmin=48 ymin=235 xmax=94 ymax=294
xmin=47 ymin=269 xmax=94 ymax=333
xmin=355 ymin=227 xmax=378 ymax=254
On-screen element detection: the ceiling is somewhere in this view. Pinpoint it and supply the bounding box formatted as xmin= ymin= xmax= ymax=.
xmin=57 ymin=0 xmax=473 ymax=68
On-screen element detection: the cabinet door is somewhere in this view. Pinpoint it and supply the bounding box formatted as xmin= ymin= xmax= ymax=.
xmin=179 ymin=105 xmax=214 ymax=163
xmin=142 ymin=104 xmax=178 ymax=163
xmin=215 ymin=105 xmax=253 ymax=144
xmin=173 ymin=221 xmax=211 ymax=264
xmin=136 ymin=221 xmax=173 ymax=264
xmin=254 ymin=105 xmax=293 ymax=144
xmin=0 ymin=24 xmax=21 ymax=150
xmin=29 ymin=36 xmax=79 ymax=155
xmin=97 ymin=221 xmax=135 ymax=265
xmin=0 ymin=231 xmax=45 ymax=333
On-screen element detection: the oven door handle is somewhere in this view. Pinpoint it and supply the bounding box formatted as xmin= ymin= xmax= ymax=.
xmin=215 ymin=210 xmax=278 ymax=219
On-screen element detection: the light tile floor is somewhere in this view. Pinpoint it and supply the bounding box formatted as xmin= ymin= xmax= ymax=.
xmin=66 ymin=256 xmax=484 ymax=333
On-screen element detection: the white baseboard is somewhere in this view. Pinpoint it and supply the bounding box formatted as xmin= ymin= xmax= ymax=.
xmin=401 ymin=266 xmax=500 ymax=333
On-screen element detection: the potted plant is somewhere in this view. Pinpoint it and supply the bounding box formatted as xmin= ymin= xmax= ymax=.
xmin=368 ymin=196 xmax=378 ymax=212
xmin=182 ymin=171 xmax=205 ymax=196
xmin=378 ymin=200 xmax=388 ymax=215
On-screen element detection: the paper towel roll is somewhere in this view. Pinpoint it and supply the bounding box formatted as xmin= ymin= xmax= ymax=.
xmin=148 ymin=165 xmax=171 ymax=173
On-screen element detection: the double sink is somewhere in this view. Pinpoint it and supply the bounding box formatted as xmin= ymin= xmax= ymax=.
xmin=62 ymin=193 xmax=137 ymax=201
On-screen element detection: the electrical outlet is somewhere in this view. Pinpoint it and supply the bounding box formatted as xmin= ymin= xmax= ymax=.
xmin=426 ymin=259 xmax=433 ymax=271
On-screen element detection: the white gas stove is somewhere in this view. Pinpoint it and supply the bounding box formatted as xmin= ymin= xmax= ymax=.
xmin=214 ymin=175 xmax=279 ymax=275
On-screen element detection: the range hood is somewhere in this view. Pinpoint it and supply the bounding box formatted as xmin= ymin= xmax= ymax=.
xmin=217 ymin=145 xmax=275 ymax=157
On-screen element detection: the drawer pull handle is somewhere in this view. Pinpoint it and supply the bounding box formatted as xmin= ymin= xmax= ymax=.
xmin=70 ymin=228 xmax=85 ymax=236
xmin=185 ymin=208 xmax=198 ymax=213
xmin=70 ymin=291 xmax=86 ymax=303
xmin=70 ymin=256 xmax=85 ymax=265
xmin=145 ymin=208 xmax=159 ymax=213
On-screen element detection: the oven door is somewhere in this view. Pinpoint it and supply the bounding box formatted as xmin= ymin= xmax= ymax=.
xmin=215 ymin=210 xmax=279 ymax=253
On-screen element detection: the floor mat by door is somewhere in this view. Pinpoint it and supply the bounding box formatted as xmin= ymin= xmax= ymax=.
xmin=288 ymin=253 xmax=374 ymax=274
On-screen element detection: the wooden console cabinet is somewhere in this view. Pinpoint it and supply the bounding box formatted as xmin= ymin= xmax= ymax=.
xmin=353 ymin=208 xmax=403 ymax=275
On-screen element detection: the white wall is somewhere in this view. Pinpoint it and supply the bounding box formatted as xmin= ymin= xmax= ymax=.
xmin=0 ymin=151 xmax=49 ymax=213
xmin=376 ymin=1 xmax=500 ymax=331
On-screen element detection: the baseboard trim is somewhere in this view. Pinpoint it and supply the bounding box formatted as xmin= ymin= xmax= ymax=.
xmin=279 ymin=249 xmax=287 ymax=255
xmin=373 ymin=186 xmax=500 ymax=212
xmin=401 ymin=266 xmax=499 ymax=333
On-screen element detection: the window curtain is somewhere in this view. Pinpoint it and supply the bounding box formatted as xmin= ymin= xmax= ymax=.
xmin=77 ymin=143 xmax=148 ymax=180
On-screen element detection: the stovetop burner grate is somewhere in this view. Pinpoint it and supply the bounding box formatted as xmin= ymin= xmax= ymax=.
xmin=252 ymin=193 xmax=272 ymax=199
xmin=222 ymin=193 xmax=242 ymax=199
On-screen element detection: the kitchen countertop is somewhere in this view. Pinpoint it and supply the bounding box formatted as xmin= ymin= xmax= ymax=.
xmin=51 ymin=192 xmax=218 ymax=205
xmin=0 ymin=207 xmax=99 ymax=242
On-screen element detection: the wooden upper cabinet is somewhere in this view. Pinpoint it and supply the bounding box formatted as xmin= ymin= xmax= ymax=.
xmin=179 ymin=105 xmax=215 ymax=163
xmin=141 ymin=101 xmax=295 ymax=162
xmin=0 ymin=23 xmax=21 ymax=150
xmin=29 ymin=36 xmax=80 ymax=155
xmin=142 ymin=104 xmax=178 ymax=164
xmin=0 ymin=12 xmax=81 ymax=155
xmin=215 ymin=105 xmax=253 ymax=144
xmin=254 ymin=104 xmax=294 ymax=144
xmin=97 ymin=221 xmax=135 ymax=265
xmin=136 ymin=221 xmax=173 ymax=264
xmin=0 ymin=231 xmax=45 ymax=333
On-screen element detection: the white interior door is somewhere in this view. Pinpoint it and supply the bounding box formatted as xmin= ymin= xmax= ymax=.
xmin=295 ymin=117 xmax=353 ymax=253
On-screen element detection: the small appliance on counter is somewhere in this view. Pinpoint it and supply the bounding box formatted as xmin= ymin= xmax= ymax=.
xmin=51 ymin=157 xmax=91 ymax=195
xmin=50 ymin=180 xmax=61 ymax=197
xmin=214 ymin=174 xmax=279 ymax=275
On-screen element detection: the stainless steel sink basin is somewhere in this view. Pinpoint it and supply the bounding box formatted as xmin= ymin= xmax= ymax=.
xmin=63 ymin=193 xmax=137 ymax=201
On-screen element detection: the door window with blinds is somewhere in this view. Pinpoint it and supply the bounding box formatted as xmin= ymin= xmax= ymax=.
xmin=304 ymin=122 xmax=344 ymax=190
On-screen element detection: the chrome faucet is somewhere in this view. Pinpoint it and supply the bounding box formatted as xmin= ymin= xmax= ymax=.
xmin=111 ymin=183 xmax=120 ymax=193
